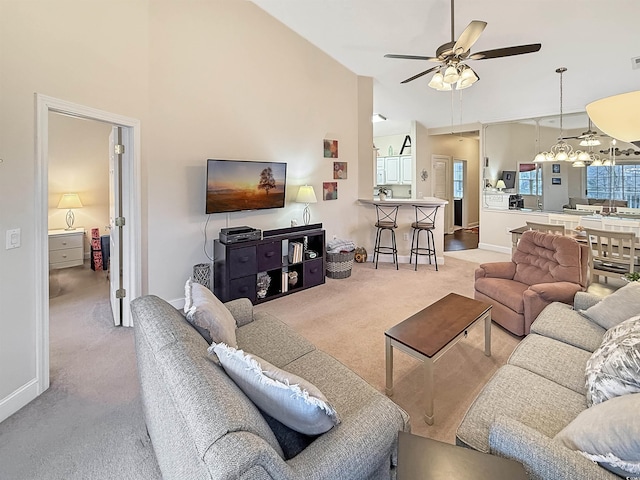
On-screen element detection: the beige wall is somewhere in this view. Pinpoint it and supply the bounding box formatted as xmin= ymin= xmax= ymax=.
xmin=0 ymin=0 xmax=370 ymax=421
xmin=48 ymin=114 xmax=111 ymax=253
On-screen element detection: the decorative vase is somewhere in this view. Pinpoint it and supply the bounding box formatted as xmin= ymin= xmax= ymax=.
xmin=379 ymin=192 xmax=386 ymax=201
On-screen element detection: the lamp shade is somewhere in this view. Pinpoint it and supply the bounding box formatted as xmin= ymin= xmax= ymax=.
xmin=296 ymin=185 xmax=317 ymax=204
xmin=586 ymin=91 xmax=640 ymax=143
xmin=495 ymin=180 xmax=507 ymax=190
xmin=57 ymin=193 xmax=83 ymax=209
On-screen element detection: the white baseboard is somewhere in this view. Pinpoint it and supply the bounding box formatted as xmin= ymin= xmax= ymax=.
xmin=477 ymin=242 xmax=511 ymax=255
xmin=0 ymin=378 xmax=39 ymax=424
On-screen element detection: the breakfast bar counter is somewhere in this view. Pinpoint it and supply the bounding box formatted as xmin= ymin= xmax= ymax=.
xmin=358 ymin=197 xmax=448 ymax=266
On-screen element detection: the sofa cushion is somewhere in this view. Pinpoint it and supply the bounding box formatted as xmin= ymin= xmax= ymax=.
xmin=530 ymin=302 xmax=605 ymax=352
xmin=236 ymin=312 xmax=316 ymax=368
xmin=585 ymin=327 xmax=640 ymax=406
xmin=555 ymin=393 xmax=640 ymax=478
xmin=508 ymin=334 xmax=591 ymax=395
xmin=474 ymin=278 xmax=528 ymax=313
xmin=580 ymin=282 xmax=640 ymax=329
xmin=185 ymin=279 xmax=237 ymax=347
xmin=211 ymin=343 xmax=340 ymax=435
xmin=456 ymin=365 xmax=586 ymax=454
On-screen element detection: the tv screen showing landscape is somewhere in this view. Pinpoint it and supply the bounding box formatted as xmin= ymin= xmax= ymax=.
xmin=206 ymin=159 xmax=287 ymax=214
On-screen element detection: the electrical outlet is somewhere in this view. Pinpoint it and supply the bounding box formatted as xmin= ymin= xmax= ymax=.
xmin=403 ymin=233 xmax=410 ymax=241
xmin=6 ymin=228 xmax=20 ymax=249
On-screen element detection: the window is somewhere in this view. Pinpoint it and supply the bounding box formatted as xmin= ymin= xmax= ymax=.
xmin=587 ymin=163 xmax=640 ymax=206
xmin=453 ymin=161 xmax=464 ymax=199
xmin=518 ymin=163 xmax=542 ymax=196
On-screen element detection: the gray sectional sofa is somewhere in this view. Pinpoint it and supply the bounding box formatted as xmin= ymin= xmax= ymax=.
xmin=456 ymin=291 xmax=638 ymax=479
xmin=131 ymin=294 xmax=410 ymax=480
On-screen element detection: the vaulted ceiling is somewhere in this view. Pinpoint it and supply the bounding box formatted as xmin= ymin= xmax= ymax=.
xmin=252 ymin=0 xmax=640 ymax=136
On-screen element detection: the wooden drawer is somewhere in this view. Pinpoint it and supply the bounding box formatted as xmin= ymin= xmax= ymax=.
xmin=49 ymin=234 xmax=83 ymax=251
xmin=303 ymin=258 xmax=324 ymax=288
xmin=228 ymin=246 xmax=256 ymax=279
xmin=257 ymin=241 xmax=281 ymax=271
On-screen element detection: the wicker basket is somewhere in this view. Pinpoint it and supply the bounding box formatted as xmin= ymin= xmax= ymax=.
xmin=326 ymin=251 xmax=355 ymax=279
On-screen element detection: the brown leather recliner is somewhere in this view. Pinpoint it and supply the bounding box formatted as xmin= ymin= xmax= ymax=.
xmin=474 ymin=230 xmax=589 ymax=336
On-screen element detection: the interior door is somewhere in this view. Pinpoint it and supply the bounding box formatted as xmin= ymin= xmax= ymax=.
xmin=109 ymin=127 xmax=123 ymax=326
xmin=432 ymin=155 xmax=453 ymax=234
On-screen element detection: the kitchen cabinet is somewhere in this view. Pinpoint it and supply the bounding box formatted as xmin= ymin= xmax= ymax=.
xmin=376 ymin=156 xmax=413 ymax=185
xmin=400 ymin=156 xmax=412 ymax=185
xmin=376 ymin=158 xmax=385 ymax=185
xmin=384 ymin=156 xmax=400 ymax=184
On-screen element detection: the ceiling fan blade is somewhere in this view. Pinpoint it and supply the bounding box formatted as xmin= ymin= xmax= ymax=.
xmin=469 ymin=43 xmax=541 ymax=60
xmin=384 ymin=53 xmax=440 ymax=62
xmin=453 ymin=21 xmax=487 ymax=55
xmin=400 ymin=66 xmax=439 ymax=84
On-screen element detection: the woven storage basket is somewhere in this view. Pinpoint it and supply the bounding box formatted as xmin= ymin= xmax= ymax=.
xmin=326 ymin=251 xmax=355 ymax=279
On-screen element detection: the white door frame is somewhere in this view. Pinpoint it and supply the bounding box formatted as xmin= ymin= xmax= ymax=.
xmin=35 ymin=93 xmax=141 ymax=394
xmin=432 ymin=154 xmax=453 ymax=234
xmin=454 ymin=158 xmax=468 ymax=228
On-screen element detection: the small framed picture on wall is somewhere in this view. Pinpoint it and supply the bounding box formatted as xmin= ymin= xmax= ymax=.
xmin=552 ymin=164 xmax=561 ymax=173
xmin=552 ymin=177 xmax=561 ymax=185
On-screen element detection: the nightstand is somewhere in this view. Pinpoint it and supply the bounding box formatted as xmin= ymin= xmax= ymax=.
xmin=48 ymin=228 xmax=85 ymax=269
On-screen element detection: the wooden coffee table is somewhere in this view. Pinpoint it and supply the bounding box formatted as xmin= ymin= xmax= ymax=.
xmin=397 ymin=432 xmax=528 ymax=479
xmin=385 ymin=293 xmax=492 ymax=425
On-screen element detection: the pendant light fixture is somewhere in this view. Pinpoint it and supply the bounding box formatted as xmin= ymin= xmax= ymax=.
xmin=534 ymin=67 xmax=581 ymax=163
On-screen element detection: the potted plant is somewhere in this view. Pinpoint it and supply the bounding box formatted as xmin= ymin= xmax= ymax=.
xmin=377 ymin=187 xmax=390 ymax=201
xmin=622 ymin=272 xmax=640 ymax=282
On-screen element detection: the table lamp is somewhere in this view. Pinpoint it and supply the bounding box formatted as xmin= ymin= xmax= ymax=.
xmin=57 ymin=193 xmax=83 ymax=230
xmin=296 ymin=185 xmax=317 ymax=225
xmin=495 ymin=180 xmax=507 ymax=191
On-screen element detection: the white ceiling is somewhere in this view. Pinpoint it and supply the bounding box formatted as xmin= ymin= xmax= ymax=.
xmin=251 ymin=0 xmax=640 ymax=136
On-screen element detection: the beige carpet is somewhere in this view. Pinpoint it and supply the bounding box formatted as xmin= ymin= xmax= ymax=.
xmin=256 ymin=256 xmax=521 ymax=443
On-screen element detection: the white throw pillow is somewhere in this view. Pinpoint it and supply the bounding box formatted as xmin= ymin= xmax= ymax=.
xmin=555 ymin=393 xmax=640 ymax=477
xmin=210 ymin=343 xmax=340 ymax=435
xmin=580 ymin=282 xmax=640 ymax=329
xmin=585 ymin=325 xmax=640 ymax=406
xmin=184 ymin=278 xmax=237 ymax=347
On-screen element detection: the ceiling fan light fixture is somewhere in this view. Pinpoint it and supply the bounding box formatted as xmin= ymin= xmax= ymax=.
xmin=577 ymin=151 xmax=590 ymax=161
xmin=456 ymin=65 xmax=478 ymax=89
xmin=590 ymin=157 xmax=603 ymax=166
xmin=443 ymin=64 xmax=460 ymax=84
xmin=428 ymin=71 xmax=445 ymax=90
xmin=533 ymin=152 xmax=547 ymax=163
xmin=572 ymin=160 xmax=586 ymax=168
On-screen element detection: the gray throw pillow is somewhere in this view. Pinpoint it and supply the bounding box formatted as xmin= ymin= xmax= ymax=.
xmin=555 ymin=393 xmax=640 ymax=477
xmin=184 ymin=278 xmax=237 ymax=347
xmin=585 ymin=326 xmax=640 ymax=406
xmin=210 ymin=343 xmax=340 ymax=435
xmin=580 ymin=282 xmax=640 ymax=329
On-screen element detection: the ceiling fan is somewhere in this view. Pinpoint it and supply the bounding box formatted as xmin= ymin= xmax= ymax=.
xmin=562 ymin=119 xmax=607 ymax=147
xmin=384 ymin=0 xmax=542 ymax=90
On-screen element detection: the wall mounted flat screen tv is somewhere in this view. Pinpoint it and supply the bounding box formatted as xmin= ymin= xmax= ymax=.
xmin=206 ymin=159 xmax=287 ymax=214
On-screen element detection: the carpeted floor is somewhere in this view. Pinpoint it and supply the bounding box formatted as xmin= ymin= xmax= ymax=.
xmin=0 ymin=253 xmax=520 ymax=478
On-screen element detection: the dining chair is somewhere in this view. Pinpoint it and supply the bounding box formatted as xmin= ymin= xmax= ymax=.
xmin=548 ymin=213 xmax=581 ymax=231
xmin=584 ymin=227 xmax=638 ymax=284
xmin=525 ymin=221 xmax=565 ymax=235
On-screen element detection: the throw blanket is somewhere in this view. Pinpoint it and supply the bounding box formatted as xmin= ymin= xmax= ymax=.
xmin=326 ymin=238 xmax=356 ymax=253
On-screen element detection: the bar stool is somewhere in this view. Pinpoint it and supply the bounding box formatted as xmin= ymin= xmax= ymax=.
xmin=410 ymin=205 xmax=439 ymax=271
xmin=373 ymin=204 xmax=399 ymax=269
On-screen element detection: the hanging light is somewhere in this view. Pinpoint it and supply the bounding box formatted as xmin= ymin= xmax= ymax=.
xmin=580 ymin=137 xmax=601 ymax=147
xmin=428 ymin=62 xmax=477 ymax=91
xmin=443 ymin=64 xmax=460 ymax=84
xmin=534 ymin=67 xmax=580 ymax=162
xmin=456 ymin=65 xmax=479 ymax=90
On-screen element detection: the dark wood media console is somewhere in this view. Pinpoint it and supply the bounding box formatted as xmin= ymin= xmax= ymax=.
xmin=214 ymin=223 xmax=325 ymax=304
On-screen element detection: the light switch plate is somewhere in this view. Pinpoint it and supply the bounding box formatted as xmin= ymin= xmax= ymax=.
xmin=6 ymin=228 xmax=20 ymax=249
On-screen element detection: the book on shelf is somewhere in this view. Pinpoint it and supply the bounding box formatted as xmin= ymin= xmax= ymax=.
xmin=288 ymin=241 xmax=303 ymax=264
xmin=281 ymin=271 xmax=288 ymax=293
